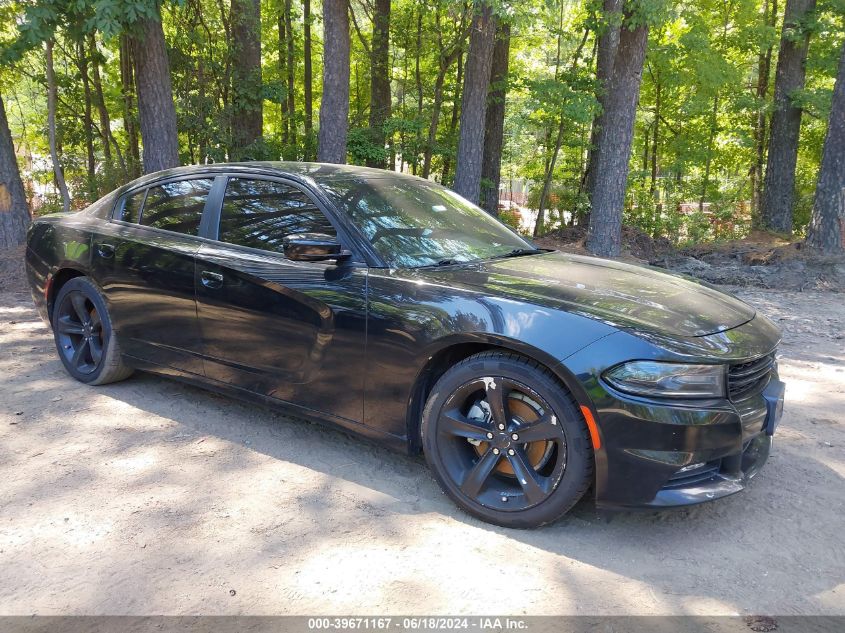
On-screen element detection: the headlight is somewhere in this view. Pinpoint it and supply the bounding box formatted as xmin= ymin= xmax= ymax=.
xmin=603 ymin=361 xmax=726 ymax=398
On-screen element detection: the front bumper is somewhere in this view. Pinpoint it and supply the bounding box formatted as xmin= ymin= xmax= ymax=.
xmin=560 ymin=323 xmax=783 ymax=511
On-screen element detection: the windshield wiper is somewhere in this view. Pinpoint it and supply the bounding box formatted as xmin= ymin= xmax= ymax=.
xmin=416 ymin=258 xmax=465 ymax=269
xmin=489 ymin=248 xmax=546 ymax=260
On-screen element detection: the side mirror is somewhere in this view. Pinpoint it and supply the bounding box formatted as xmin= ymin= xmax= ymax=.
xmin=283 ymin=233 xmax=348 ymax=262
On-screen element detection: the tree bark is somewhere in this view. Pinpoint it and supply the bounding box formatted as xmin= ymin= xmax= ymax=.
xmin=751 ymin=0 xmax=777 ymax=224
xmin=807 ymin=41 xmax=845 ymax=252
xmin=700 ymin=94 xmax=719 ymax=211
xmin=129 ymin=15 xmax=180 ymax=173
xmin=453 ymin=2 xmax=497 ymax=204
xmin=45 ymin=40 xmax=71 ymax=213
xmin=280 ymin=0 xmax=296 ymax=151
xmin=0 ymin=90 xmax=30 ymax=248
xmin=761 ymin=0 xmax=817 ymax=235
xmin=303 ymin=0 xmax=314 ymax=159
xmin=585 ymin=13 xmax=649 ymax=257
xmin=76 ymin=39 xmax=97 ymax=191
xmin=119 ymin=34 xmax=141 ymax=177
xmin=479 ymin=21 xmax=510 ymax=217
xmin=317 ymin=0 xmax=350 ymax=163
xmin=440 ymin=51 xmax=464 ymax=185
xmin=585 ymin=0 xmax=624 ymax=198
xmin=279 ymin=7 xmax=289 ymax=146
xmin=231 ymin=0 xmax=263 ymax=159
xmin=88 ymin=33 xmax=113 ymax=163
xmin=367 ymin=0 xmax=391 ymax=168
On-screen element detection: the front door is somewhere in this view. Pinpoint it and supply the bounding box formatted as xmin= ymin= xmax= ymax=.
xmin=194 ymin=176 xmax=367 ymax=424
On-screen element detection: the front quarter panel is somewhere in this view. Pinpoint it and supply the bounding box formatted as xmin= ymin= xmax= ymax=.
xmin=364 ymin=268 xmax=617 ymax=439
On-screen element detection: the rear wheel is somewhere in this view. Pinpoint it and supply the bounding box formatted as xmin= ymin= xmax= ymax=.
xmin=52 ymin=277 xmax=133 ymax=385
xmin=421 ymin=351 xmax=593 ymax=528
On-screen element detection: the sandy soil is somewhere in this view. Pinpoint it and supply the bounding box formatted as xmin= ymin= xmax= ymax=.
xmin=1 ymin=287 xmax=843 ymax=616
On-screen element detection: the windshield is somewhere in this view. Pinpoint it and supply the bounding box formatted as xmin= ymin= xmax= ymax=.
xmin=320 ymin=176 xmax=534 ymax=268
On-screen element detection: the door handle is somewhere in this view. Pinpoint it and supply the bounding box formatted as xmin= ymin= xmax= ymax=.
xmin=96 ymin=243 xmax=115 ymax=259
xmin=200 ymin=270 xmax=224 ymax=289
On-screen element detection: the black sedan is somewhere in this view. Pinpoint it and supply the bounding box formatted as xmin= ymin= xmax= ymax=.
xmin=25 ymin=162 xmax=785 ymax=527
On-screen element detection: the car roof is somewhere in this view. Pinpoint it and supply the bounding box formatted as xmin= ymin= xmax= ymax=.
xmin=122 ymin=162 xmax=423 ymax=191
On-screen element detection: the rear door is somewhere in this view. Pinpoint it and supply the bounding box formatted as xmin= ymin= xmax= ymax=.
xmin=92 ymin=176 xmax=215 ymax=374
xmin=194 ymin=176 xmax=368 ymax=424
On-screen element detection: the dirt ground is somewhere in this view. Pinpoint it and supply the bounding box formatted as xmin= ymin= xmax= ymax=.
xmin=1 ymin=283 xmax=844 ymax=617
xmin=536 ymin=228 xmax=845 ymax=292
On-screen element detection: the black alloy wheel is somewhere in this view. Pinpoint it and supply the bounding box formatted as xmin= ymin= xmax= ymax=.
xmin=422 ymin=351 xmax=594 ymax=528
xmin=55 ymin=291 xmax=104 ymax=375
xmin=52 ymin=277 xmax=134 ymax=385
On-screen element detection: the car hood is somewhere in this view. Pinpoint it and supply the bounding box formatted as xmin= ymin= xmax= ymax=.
xmin=415 ymin=251 xmax=756 ymax=337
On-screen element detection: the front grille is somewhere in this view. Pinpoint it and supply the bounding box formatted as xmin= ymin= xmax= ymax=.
xmin=664 ymin=459 xmax=722 ymax=489
xmin=728 ymin=352 xmax=775 ymax=401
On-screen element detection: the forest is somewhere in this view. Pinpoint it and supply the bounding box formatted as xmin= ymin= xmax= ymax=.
xmin=0 ymin=0 xmax=843 ymax=256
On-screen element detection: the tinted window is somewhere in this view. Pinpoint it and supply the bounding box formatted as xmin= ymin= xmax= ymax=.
xmin=218 ymin=178 xmax=336 ymax=253
xmin=117 ymin=190 xmax=146 ymax=223
xmin=139 ymin=179 xmax=213 ymax=235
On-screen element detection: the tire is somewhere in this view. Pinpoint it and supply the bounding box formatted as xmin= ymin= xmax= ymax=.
xmin=421 ymin=351 xmax=593 ymax=528
xmin=52 ymin=276 xmax=134 ymax=385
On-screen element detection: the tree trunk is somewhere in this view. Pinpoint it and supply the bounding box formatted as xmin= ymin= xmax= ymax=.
xmin=130 ymin=15 xmax=180 ymax=173
xmin=585 ymin=0 xmax=624 ymax=198
xmin=285 ymin=0 xmax=296 ymax=151
xmin=367 ymin=0 xmax=391 ymax=168
xmin=231 ymin=0 xmax=263 ymax=159
xmin=453 ymin=2 xmax=497 ymax=204
xmin=303 ymin=0 xmax=314 ymax=159
xmin=413 ymin=8 xmax=424 ymax=174
xmin=88 ymin=33 xmax=113 ymax=164
xmin=761 ymin=0 xmax=817 ymax=235
xmin=76 ymin=39 xmax=97 ymax=192
xmin=751 ymin=0 xmax=777 ymax=224
xmin=479 ymin=21 xmax=510 ymax=217
xmin=317 ymin=0 xmax=350 ymax=163
xmin=585 ymin=14 xmax=649 ymax=257
xmin=279 ymin=7 xmax=289 ymax=146
xmin=807 ymin=41 xmax=845 ymax=252
xmin=650 ymin=74 xmax=660 ymax=197
xmin=700 ymin=94 xmax=719 ymax=211
xmin=0 ymin=90 xmax=30 ymax=248
xmin=440 ymin=51 xmax=464 ymax=185
xmin=119 ymin=34 xmax=141 ymax=177
xmin=45 ymin=40 xmax=71 ymax=213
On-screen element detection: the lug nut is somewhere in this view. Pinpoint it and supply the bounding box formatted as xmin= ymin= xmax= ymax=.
xmin=507 ymin=448 xmax=515 ymax=456
xmin=486 ymin=432 xmax=494 ymax=440
xmin=492 ymin=448 xmax=500 ymax=455
xmin=501 ymin=496 xmax=508 ymax=502
xmin=498 ymin=423 xmax=505 ymax=430
xmin=511 ymin=433 xmax=519 ymax=441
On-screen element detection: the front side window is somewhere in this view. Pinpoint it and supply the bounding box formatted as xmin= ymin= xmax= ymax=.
xmin=321 ymin=176 xmax=532 ymax=268
xmin=139 ymin=178 xmax=213 ymax=235
xmin=218 ymin=178 xmax=336 ymax=253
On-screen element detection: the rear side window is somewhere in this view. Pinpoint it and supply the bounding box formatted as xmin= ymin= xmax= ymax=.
xmin=139 ymin=178 xmax=214 ymax=235
xmin=218 ymin=178 xmax=336 ymax=253
xmin=114 ymin=189 xmax=147 ymax=224
xmin=116 ymin=190 xmax=146 ymax=223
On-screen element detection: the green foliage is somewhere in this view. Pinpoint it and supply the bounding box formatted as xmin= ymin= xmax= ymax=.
xmin=0 ymin=0 xmax=841 ymax=246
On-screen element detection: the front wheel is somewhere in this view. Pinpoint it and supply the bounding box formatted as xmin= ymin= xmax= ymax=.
xmin=52 ymin=276 xmax=134 ymax=385
xmin=421 ymin=351 xmax=594 ymax=528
